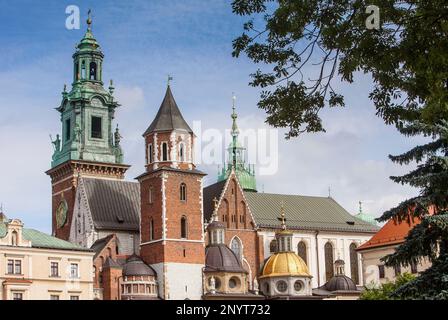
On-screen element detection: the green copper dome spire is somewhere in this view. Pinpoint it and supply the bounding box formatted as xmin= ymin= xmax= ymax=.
xmin=50 ymin=12 xmax=124 ymax=168
xmin=354 ymin=201 xmax=377 ymax=226
xmin=218 ymin=95 xmax=257 ymax=191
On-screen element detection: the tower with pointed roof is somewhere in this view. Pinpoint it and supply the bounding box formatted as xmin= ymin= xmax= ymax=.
xmin=46 ymin=13 xmax=129 ymax=240
xmin=218 ymin=96 xmax=257 ymax=191
xmin=137 ymin=83 xmax=206 ymax=300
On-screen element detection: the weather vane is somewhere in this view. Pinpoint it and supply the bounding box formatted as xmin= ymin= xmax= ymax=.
xmin=167 ymin=74 xmax=173 ymax=86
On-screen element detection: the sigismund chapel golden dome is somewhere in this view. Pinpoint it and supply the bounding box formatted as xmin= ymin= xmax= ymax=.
xmin=259 ymin=204 xmax=311 ymax=279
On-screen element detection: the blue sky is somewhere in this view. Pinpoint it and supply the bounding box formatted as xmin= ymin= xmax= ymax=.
xmin=0 ymin=0 xmax=424 ymax=233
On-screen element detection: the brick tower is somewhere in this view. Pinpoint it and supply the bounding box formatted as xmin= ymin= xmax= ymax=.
xmin=46 ymin=14 xmax=129 ymax=240
xmin=137 ymin=84 xmax=206 ymax=300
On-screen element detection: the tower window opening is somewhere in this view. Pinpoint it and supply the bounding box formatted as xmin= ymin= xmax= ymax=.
xmin=148 ymin=144 xmax=153 ymax=163
xmin=81 ymin=60 xmax=86 ymax=79
xmin=180 ymin=216 xmax=188 ymax=239
xmin=162 ymin=142 xmax=168 ymax=161
xmin=75 ymin=62 xmax=79 ymax=80
xmin=89 ymin=62 xmax=97 ymax=80
xmin=149 ymin=218 xmax=154 ymax=241
xmin=179 ymin=143 xmax=185 ymax=162
xmin=65 ymin=118 xmax=71 ymax=142
xmin=180 ymin=183 xmax=187 ymax=201
xmin=91 ymin=116 xmax=102 ymax=139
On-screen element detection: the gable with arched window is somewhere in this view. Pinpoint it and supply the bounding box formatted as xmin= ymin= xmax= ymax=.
xmin=324 ymin=241 xmax=334 ymax=281
xmin=349 ymin=243 xmax=360 ymax=284
xmin=180 ymin=216 xmax=188 ymax=239
xmin=230 ymin=237 xmax=242 ymax=261
xmin=180 ymin=183 xmax=187 ymax=201
xmin=297 ymin=241 xmax=307 ymax=265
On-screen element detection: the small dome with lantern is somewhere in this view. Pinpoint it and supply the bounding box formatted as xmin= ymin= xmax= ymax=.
xmin=258 ymin=203 xmax=313 ymax=298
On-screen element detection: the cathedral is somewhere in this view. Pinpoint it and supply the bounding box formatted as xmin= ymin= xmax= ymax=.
xmin=47 ymin=17 xmax=379 ymax=300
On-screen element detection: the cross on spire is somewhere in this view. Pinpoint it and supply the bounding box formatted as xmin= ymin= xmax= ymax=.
xmin=278 ymin=202 xmax=287 ymax=230
xmin=87 ymin=9 xmax=92 ymax=31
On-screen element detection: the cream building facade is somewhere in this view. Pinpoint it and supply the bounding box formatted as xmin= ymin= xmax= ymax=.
xmin=357 ymin=217 xmax=430 ymax=286
xmin=0 ymin=216 xmax=94 ymax=300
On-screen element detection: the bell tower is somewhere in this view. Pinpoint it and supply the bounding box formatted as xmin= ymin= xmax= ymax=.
xmin=137 ymin=84 xmax=206 ymax=300
xmin=46 ymin=13 xmax=129 ymax=240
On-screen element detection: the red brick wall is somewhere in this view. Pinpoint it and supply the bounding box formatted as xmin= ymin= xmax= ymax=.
xmin=50 ymin=172 xmax=77 ymax=240
xmin=140 ymin=170 xmax=205 ymax=265
xmin=102 ymin=266 xmax=122 ymax=300
xmin=212 ymin=175 xmax=264 ymax=281
xmin=144 ymin=131 xmax=195 ymax=171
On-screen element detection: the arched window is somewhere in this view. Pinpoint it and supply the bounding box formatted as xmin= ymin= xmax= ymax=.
xmin=180 ymin=216 xmax=187 ymax=239
xmin=162 ymin=142 xmax=168 ymax=161
xmin=324 ymin=242 xmax=334 ymax=281
xmin=149 ymin=218 xmax=154 ymax=241
xmin=297 ymin=241 xmax=307 ymax=265
xmin=89 ymin=62 xmax=97 ymax=80
xmin=11 ymin=231 xmax=18 ymax=246
xmin=349 ymin=243 xmax=360 ymax=284
xmin=180 ymin=183 xmax=187 ymax=201
xmin=230 ymin=237 xmax=242 ymax=260
xmin=147 ymin=144 xmax=153 ymax=163
xmin=269 ymin=239 xmax=277 ymax=253
xmin=81 ymin=60 xmax=86 ymax=79
xmin=179 ymin=143 xmax=185 ymax=162
xmin=148 ymin=186 xmax=154 ymax=204
xmin=75 ymin=62 xmax=79 ymax=80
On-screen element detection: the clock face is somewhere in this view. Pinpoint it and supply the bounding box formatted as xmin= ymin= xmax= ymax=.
xmin=56 ymin=200 xmax=68 ymax=228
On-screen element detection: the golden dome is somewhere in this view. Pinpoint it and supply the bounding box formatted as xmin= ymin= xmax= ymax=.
xmin=260 ymin=252 xmax=311 ymax=278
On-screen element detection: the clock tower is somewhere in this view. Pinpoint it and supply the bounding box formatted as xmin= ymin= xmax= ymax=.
xmin=46 ymin=14 xmax=129 ymax=240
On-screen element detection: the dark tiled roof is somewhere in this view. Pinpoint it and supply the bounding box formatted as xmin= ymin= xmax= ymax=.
xmin=83 ymin=177 xmax=140 ymax=231
xmin=244 ymin=192 xmax=379 ymax=233
xmin=322 ymin=275 xmax=358 ymax=292
xmin=143 ymin=86 xmax=193 ymax=135
xmin=123 ymin=254 xmax=156 ymax=276
xmin=103 ymin=257 xmax=122 ymax=269
xmin=205 ymin=244 xmax=247 ymax=273
xmin=91 ymin=234 xmax=114 ymax=258
xmin=203 ymin=180 xmax=227 ymax=222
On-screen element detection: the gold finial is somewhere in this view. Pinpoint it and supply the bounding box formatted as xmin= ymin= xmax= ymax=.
xmin=167 ymin=74 xmax=173 ymax=87
xmin=278 ymin=201 xmax=287 ymax=230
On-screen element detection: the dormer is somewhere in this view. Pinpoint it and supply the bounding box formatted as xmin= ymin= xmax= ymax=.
xmin=0 ymin=219 xmax=32 ymax=247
